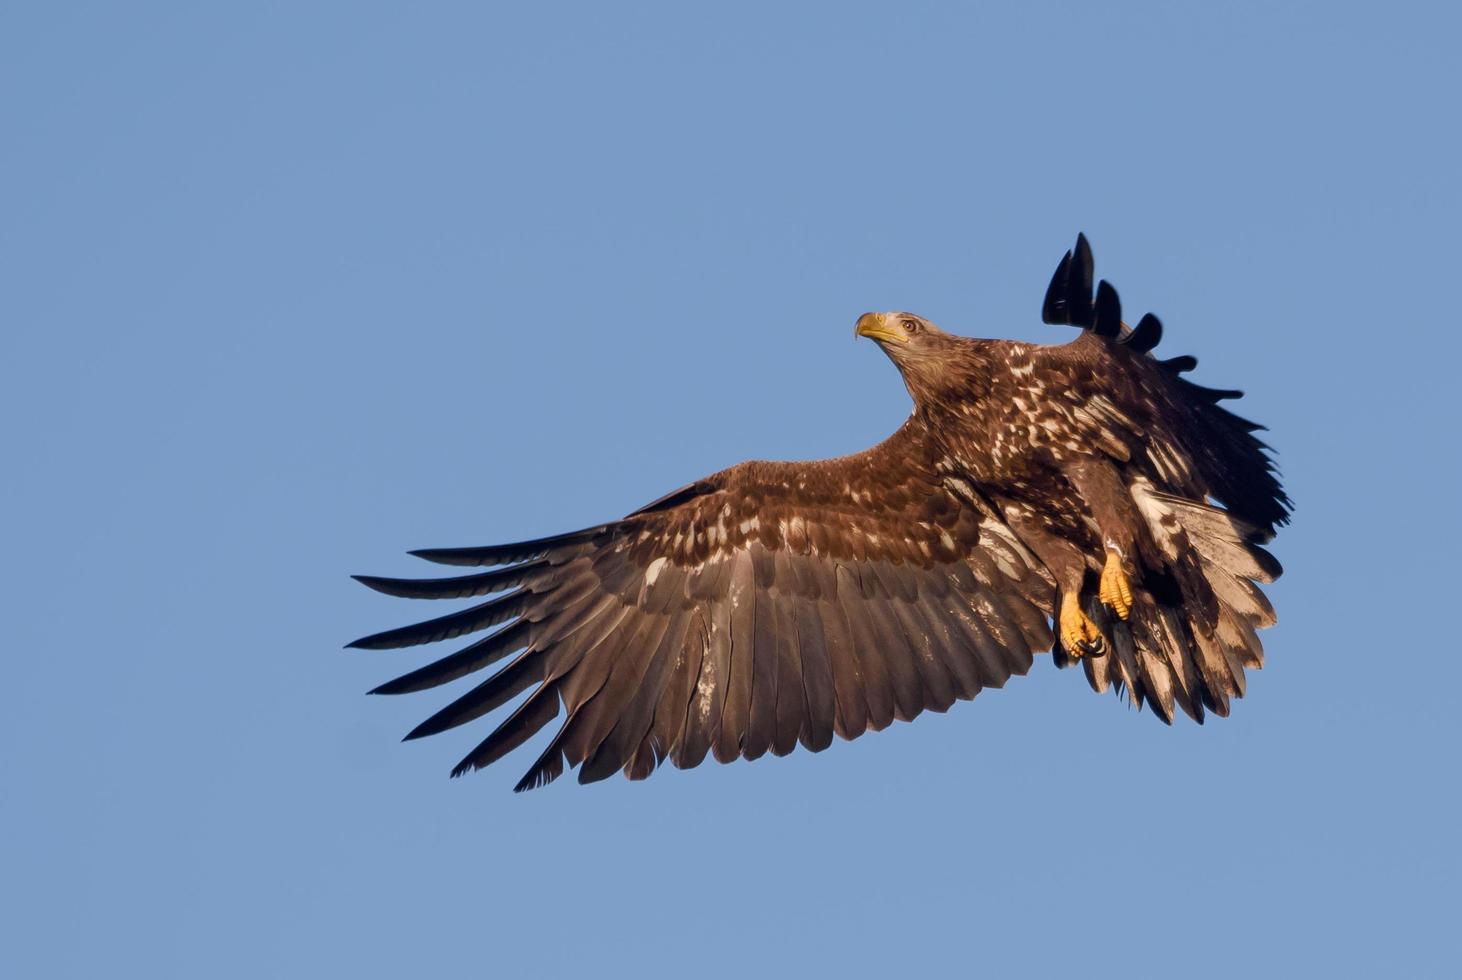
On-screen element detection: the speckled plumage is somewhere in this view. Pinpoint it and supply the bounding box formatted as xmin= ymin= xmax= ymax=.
xmin=351 ymin=235 xmax=1289 ymax=789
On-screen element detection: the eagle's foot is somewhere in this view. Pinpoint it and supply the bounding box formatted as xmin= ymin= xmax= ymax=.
xmin=1099 ymin=550 xmax=1133 ymax=620
xmin=1059 ymin=593 xmax=1106 ymax=659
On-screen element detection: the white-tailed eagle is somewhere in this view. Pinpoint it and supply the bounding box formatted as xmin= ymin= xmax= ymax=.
xmin=350 ymin=236 xmax=1289 ymax=791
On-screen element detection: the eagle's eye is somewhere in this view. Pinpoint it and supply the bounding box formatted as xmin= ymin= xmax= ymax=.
xmin=900 ymin=317 xmax=923 ymax=335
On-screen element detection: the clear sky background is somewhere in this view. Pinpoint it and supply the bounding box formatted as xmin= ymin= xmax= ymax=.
xmin=4 ymin=2 xmax=1459 ymax=977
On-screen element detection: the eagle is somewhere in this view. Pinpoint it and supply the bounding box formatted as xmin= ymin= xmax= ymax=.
xmin=349 ymin=236 xmax=1289 ymax=791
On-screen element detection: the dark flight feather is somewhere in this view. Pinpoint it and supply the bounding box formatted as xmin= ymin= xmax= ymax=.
xmin=1041 ymin=250 xmax=1073 ymax=325
xmin=1068 ymin=233 xmax=1095 ymax=327
xmin=452 ymin=689 xmax=561 ymax=778
xmin=409 ymin=527 xmax=606 ymax=567
xmin=1125 ymin=313 xmax=1163 ymax=353
xmin=351 ymin=560 xmax=551 ymax=600
xmin=347 ymin=588 xmax=534 ymax=650
xmin=1092 ymin=280 xmax=1122 ymax=338
xmin=1040 ymin=233 xmax=1097 ymax=328
xmin=368 ymin=621 xmax=531 ymax=695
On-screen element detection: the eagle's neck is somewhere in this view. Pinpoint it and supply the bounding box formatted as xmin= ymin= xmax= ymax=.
xmin=907 ymin=340 xmax=1021 ymax=485
xmin=900 ymin=339 xmax=996 ymax=410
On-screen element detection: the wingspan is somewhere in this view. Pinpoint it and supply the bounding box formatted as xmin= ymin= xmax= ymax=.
xmin=350 ymin=421 xmax=1055 ymax=789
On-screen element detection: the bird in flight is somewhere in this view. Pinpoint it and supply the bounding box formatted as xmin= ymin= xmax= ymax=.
xmin=350 ymin=236 xmax=1289 ymax=791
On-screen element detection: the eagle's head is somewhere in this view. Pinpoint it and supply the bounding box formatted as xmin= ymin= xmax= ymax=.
xmin=855 ymin=311 xmax=963 ymax=407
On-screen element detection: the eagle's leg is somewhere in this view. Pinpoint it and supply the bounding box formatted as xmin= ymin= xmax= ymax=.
xmin=999 ymin=501 xmax=1107 ymax=658
xmin=1058 ymin=593 xmax=1106 ymax=658
xmin=1066 ymin=458 xmax=1141 ymax=622
xmin=1099 ymin=551 xmax=1133 ymax=620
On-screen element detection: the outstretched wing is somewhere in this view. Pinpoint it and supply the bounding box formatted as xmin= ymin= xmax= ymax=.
xmin=350 ymin=421 xmax=1054 ymax=790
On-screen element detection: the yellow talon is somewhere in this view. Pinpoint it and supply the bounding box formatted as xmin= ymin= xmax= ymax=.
xmin=1099 ymin=550 xmax=1133 ymax=620
xmin=1059 ymin=593 xmax=1106 ymax=659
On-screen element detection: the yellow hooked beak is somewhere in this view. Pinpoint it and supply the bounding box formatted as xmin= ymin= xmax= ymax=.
xmin=854 ymin=312 xmax=909 ymax=345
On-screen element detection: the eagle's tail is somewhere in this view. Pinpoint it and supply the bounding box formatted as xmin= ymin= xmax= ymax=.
xmin=1070 ymin=480 xmax=1281 ymax=723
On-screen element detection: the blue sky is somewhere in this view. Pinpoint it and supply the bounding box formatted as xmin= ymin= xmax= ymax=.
xmin=4 ymin=2 xmax=1458 ymax=977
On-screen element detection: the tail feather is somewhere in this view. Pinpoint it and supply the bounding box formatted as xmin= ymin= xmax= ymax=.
xmin=1071 ymin=480 xmax=1278 ymax=722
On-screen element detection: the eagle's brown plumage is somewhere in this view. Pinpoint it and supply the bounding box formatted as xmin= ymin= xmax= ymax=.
xmin=350 ymin=235 xmax=1289 ymax=790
